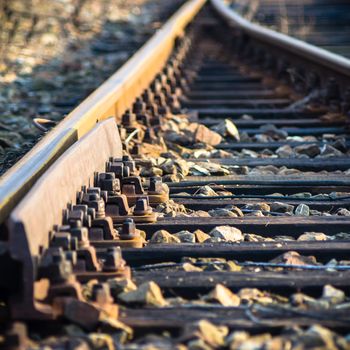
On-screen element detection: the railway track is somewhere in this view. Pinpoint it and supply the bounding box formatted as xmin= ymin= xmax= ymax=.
xmin=1 ymin=0 xmax=350 ymax=348
xmin=230 ymin=0 xmax=350 ymax=58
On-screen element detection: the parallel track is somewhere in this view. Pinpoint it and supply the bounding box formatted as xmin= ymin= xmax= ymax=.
xmin=230 ymin=0 xmax=350 ymax=58
xmin=1 ymin=0 xmax=350 ymax=348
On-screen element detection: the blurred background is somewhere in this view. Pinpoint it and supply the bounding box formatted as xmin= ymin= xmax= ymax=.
xmin=0 ymin=0 xmax=348 ymax=175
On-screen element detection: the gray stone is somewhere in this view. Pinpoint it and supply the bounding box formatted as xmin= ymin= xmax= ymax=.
xmin=321 ymin=284 xmax=345 ymax=304
xmin=211 ymin=119 xmax=240 ymax=141
xmin=243 ymin=203 xmax=271 ymax=212
xmin=225 ymin=205 xmax=244 ymax=217
xmin=244 ymin=233 xmax=273 ymax=242
xmin=118 ymin=281 xmax=167 ymax=307
xmin=204 ymin=237 xmax=224 ymax=243
xmin=294 ymin=144 xmax=320 ymax=157
xmin=276 ymin=145 xmax=293 ymax=157
xmin=208 ymin=209 xmax=238 ymax=217
xmin=294 ymin=203 xmax=310 ymax=216
xmin=195 ymin=185 xmax=218 ymax=196
xmin=320 ymin=144 xmax=343 ymax=157
xmin=274 ymin=235 xmax=295 ymax=241
xmin=149 ymin=230 xmax=181 ymax=244
xmin=209 ymin=226 xmax=243 ymax=242
xmin=297 ymin=232 xmax=328 ymax=241
xmin=260 ymin=124 xmax=288 ymax=139
xmin=334 ymin=232 xmax=350 ymax=240
xmin=270 ymin=202 xmax=294 ymax=213
xmin=245 ymin=210 xmax=264 ymax=217
xmin=173 ymin=231 xmax=196 ymax=243
xmin=289 ymin=192 xmax=312 ymax=198
xmin=336 ymin=208 xmax=350 ymax=216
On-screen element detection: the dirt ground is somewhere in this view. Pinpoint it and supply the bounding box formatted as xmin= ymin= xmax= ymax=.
xmin=0 ymin=0 xmax=183 ymax=175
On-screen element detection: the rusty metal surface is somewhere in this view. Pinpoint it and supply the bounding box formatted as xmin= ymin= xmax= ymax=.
xmin=0 ymin=0 xmax=206 ymax=224
xmin=210 ymin=0 xmax=350 ymax=78
xmin=2 ymin=1 xmax=350 ymax=347
xmin=7 ymin=118 xmax=122 ymax=318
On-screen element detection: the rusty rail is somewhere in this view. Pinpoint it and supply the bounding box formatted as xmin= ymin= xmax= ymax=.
xmin=0 ymin=0 xmax=206 ymax=224
xmin=2 ymin=0 xmax=350 ymax=347
xmin=210 ymin=0 xmax=350 ymax=78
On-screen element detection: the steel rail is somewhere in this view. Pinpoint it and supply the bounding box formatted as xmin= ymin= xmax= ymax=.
xmin=7 ymin=118 xmax=122 ymax=319
xmin=0 ymin=0 xmax=206 ymax=224
xmin=210 ymin=0 xmax=350 ymax=78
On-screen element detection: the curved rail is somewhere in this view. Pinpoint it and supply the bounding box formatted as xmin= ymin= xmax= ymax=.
xmin=210 ymin=0 xmax=350 ymax=78
xmin=0 ymin=0 xmax=206 ymax=224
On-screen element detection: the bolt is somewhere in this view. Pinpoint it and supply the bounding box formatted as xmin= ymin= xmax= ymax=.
xmin=82 ymin=192 xmax=105 ymax=218
xmin=97 ymin=172 xmax=120 ymax=194
xmin=87 ymin=187 xmax=101 ymax=196
xmin=133 ymin=97 xmax=146 ymax=114
xmin=65 ymin=251 xmax=77 ymax=266
xmin=71 ymin=204 xmax=93 ymax=227
xmin=107 ymin=161 xmax=124 ymax=178
xmin=120 ymin=218 xmax=139 ymax=240
xmin=143 ymin=128 xmax=155 ymax=142
xmin=131 ymin=144 xmax=141 ymax=155
xmin=122 ymin=110 xmax=137 ymax=126
xmin=46 ymin=250 xmax=73 ymax=283
xmin=142 ymin=89 xmax=154 ymax=104
xmin=91 ymin=283 xmax=113 ymax=305
xmin=51 ymin=232 xmax=71 ymax=250
xmin=69 ymin=221 xmax=90 ymax=248
xmin=133 ymin=197 xmax=151 ymax=216
xmin=151 ymin=79 xmax=162 ymax=93
xmin=123 ymin=156 xmax=136 ymax=174
xmin=68 ymin=209 xmax=84 ymax=227
xmin=103 ymin=247 xmax=123 ymax=272
xmin=149 ymin=177 xmax=163 ymax=194
xmin=325 ymin=77 xmax=340 ymax=103
xmin=167 ymin=94 xmax=181 ymax=113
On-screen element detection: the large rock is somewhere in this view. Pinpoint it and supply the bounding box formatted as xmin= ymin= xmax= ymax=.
xmin=183 ymin=320 xmax=228 ymax=348
xmin=203 ymin=284 xmax=240 ymax=306
xmin=173 ymin=231 xmax=196 ymax=243
xmin=276 ymin=145 xmax=293 ymax=157
xmin=321 ymin=284 xmax=345 ymax=304
xmin=270 ymin=251 xmax=317 ymax=265
xmin=294 ymin=143 xmax=320 ymax=157
xmin=108 ymin=277 xmax=137 ymax=297
xmin=118 ymin=281 xmax=167 ymax=307
xmin=270 ymin=202 xmax=294 ymax=213
xmin=320 ymin=144 xmax=344 ymax=157
xmin=297 ymin=232 xmax=328 ymax=241
xmin=208 ymin=209 xmax=238 ymax=217
xmin=209 ymin=226 xmax=243 ymax=242
xmin=211 ymin=119 xmax=240 ymax=141
xmin=294 ymin=203 xmax=310 ymax=216
xmin=243 ymin=202 xmax=270 ymax=212
xmin=194 ymin=229 xmax=211 ymax=243
xmin=336 ymin=208 xmax=350 ymax=216
xmin=191 ymin=123 xmax=222 ymax=146
xmin=196 ymin=185 xmax=218 ymax=197
xmin=149 ymin=230 xmax=181 ymax=244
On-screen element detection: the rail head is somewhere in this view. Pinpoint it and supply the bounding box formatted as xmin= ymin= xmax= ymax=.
xmin=210 ymin=0 xmax=350 ymax=79
xmin=0 ymin=0 xmax=206 ymax=224
xmin=7 ymin=118 xmax=123 ymax=318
